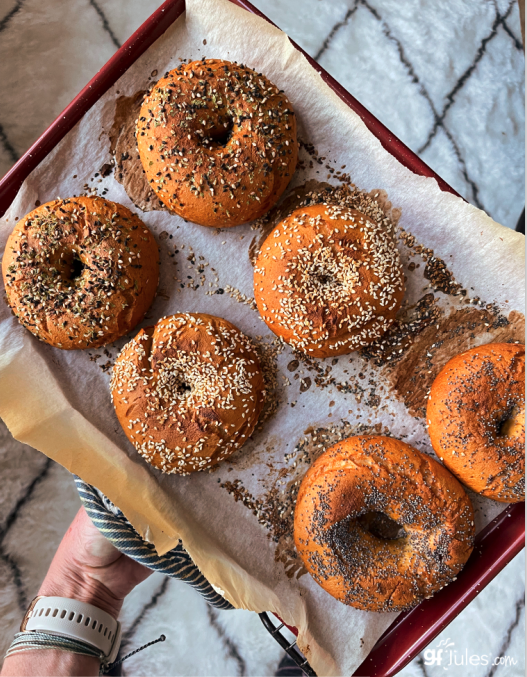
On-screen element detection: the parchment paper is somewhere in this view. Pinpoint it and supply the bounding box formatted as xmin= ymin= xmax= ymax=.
xmin=0 ymin=1 xmax=524 ymax=674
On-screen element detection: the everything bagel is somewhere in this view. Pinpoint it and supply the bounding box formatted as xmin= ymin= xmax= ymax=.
xmin=2 ymin=196 xmax=159 ymax=350
xmin=136 ymin=59 xmax=297 ymax=227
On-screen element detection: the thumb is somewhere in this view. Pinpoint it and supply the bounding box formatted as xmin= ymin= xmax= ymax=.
xmin=75 ymin=508 xmax=122 ymax=568
xmin=68 ymin=507 xmax=122 ymax=569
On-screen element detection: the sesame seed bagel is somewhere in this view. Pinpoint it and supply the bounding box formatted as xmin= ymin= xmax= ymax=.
xmin=2 ymin=196 xmax=159 ymax=350
xmin=294 ymin=435 xmax=475 ymax=612
xmin=427 ymin=343 xmax=525 ymax=503
xmin=254 ymin=203 xmax=405 ymax=357
xmin=111 ymin=313 xmax=266 ymax=474
xmin=136 ymin=59 xmax=297 ymax=228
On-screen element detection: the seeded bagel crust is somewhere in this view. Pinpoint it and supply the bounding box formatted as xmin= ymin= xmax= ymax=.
xmin=294 ymin=435 xmax=475 ymax=612
xmin=136 ymin=59 xmax=297 ymax=228
xmin=254 ymin=203 xmax=405 ymax=357
xmin=110 ymin=313 xmax=266 ymax=474
xmin=2 ymin=196 xmax=159 ymax=350
xmin=427 ymin=343 xmax=525 ymax=503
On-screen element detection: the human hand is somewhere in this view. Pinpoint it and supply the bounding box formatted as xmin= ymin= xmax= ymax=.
xmin=38 ymin=506 xmax=152 ymax=619
xmin=2 ymin=507 xmax=152 ymax=676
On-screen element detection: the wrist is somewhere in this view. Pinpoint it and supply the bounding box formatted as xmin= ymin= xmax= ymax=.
xmin=2 ymin=650 xmax=100 ymax=677
xmin=38 ymin=567 xmax=122 ymax=620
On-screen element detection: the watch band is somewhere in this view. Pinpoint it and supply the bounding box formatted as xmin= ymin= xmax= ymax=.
xmin=21 ymin=596 xmax=121 ymax=664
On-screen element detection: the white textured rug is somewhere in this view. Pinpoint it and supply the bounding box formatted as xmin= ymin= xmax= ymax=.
xmin=0 ymin=1 xmax=524 ymax=675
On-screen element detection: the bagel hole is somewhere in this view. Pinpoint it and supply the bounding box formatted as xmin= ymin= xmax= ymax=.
xmin=357 ymin=511 xmax=407 ymax=540
xmin=58 ymin=251 xmax=85 ymax=284
xmin=70 ymin=253 xmax=84 ymax=280
xmin=315 ymin=273 xmax=334 ymax=286
xmin=498 ymin=404 xmax=525 ymax=439
xmin=173 ymin=374 xmax=192 ymax=395
xmin=203 ymin=117 xmax=234 ymax=147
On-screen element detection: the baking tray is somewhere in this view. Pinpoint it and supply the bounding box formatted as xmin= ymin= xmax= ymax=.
xmin=0 ymin=1 xmax=523 ymax=676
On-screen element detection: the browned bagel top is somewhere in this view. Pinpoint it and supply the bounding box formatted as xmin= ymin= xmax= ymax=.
xmin=427 ymin=342 xmax=525 ymax=503
xmin=111 ymin=313 xmax=266 ymax=474
xmin=294 ymin=435 xmax=475 ymax=611
xmin=2 ymin=196 xmax=159 ymax=349
xmin=254 ymin=203 xmax=404 ymax=357
xmin=136 ymin=59 xmax=297 ymax=227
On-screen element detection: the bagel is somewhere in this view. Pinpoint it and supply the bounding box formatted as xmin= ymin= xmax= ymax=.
xmin=254 ymin=203 xmax=404 ymax=357
xmin=427 ymin=343 xmax=525 ymax=503
xmin=2 ymin=196 xmax=159 ymax=349
xmin=111 ymin=313 xmax=266 ymax=474
xmin=136 ymin=59 xmax=297 ymax=227
xmin=294 ymin=435 xmax=475 ymax=611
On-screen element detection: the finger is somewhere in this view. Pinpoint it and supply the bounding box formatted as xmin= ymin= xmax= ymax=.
xmin=73 ymin=507 xmax=123 ymax=568
xmin=75 ymin=508 xmax=153 ymax=591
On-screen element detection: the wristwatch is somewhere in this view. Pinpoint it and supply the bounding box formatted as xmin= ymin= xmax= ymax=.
xmin=20 ymin=596 xmax=122 ymax=664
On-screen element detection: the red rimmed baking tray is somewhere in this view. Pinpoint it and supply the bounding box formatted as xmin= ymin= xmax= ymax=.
xmin=0 ymin=2 xmax=523 ymax=676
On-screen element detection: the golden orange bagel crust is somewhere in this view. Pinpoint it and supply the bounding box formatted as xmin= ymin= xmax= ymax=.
xmin=427 ymin=343 xmax=525 ymax=503
xmin=254 ymin=204 xmax=404 ymax=357
xmin=136 ymin=59 xmax=297 ymax=227
xmin=2 ymin=197 xmax=159 ymax=350
xmin=111 ymin=313 xmax=265 ymax=474
xmin=294 ymin=436 xmax=475 ymax=612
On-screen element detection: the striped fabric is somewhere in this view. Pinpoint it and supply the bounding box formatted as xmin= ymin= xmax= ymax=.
xmin=74 ymin=478 xmax=234 ymax=611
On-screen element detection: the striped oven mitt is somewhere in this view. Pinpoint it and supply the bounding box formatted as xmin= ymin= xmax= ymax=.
xmin=74 ymin=477 xmax=234 ymax=611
